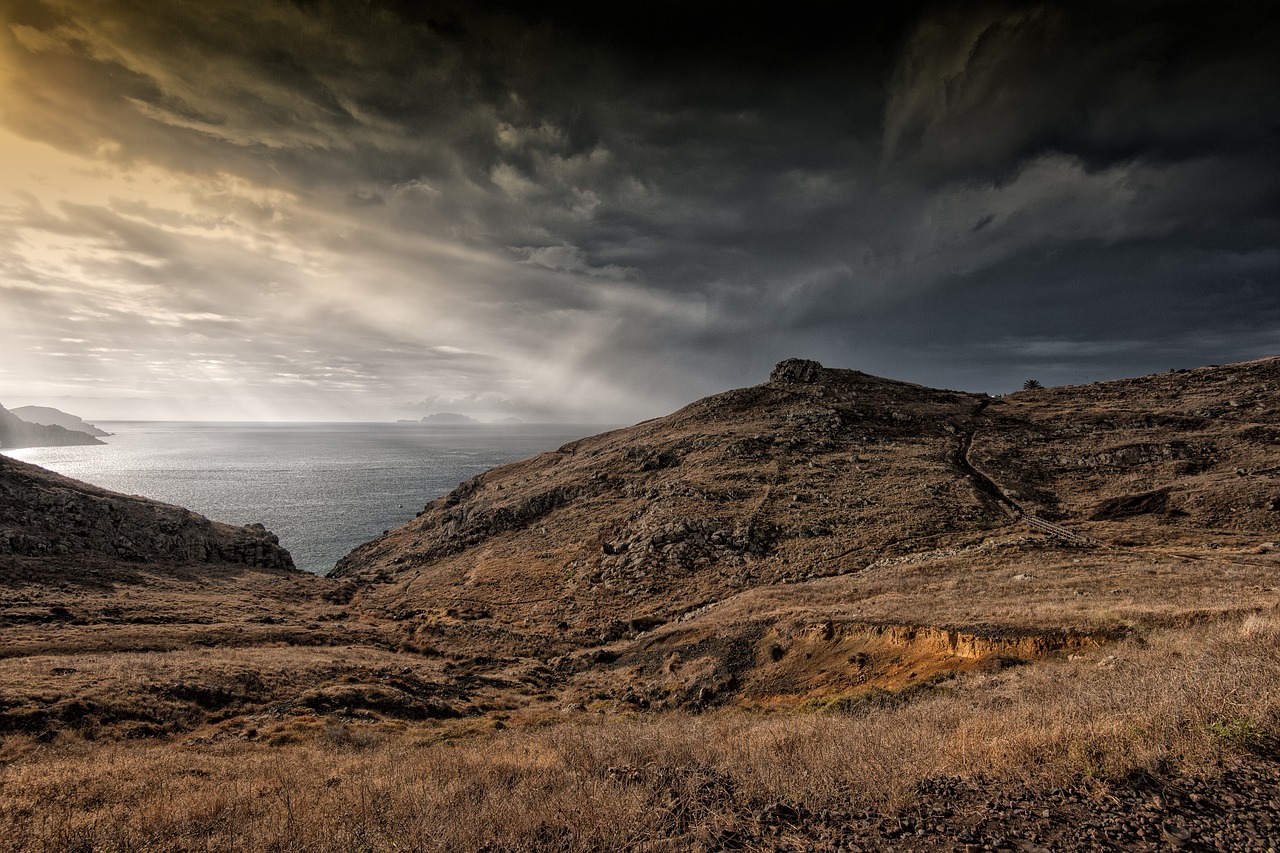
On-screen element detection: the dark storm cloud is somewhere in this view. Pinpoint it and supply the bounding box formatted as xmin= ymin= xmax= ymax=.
xmin=2 ymin=0 xmax=1278 ymax=420
xmin=884 ymin=3 xmax=1280 ymax=179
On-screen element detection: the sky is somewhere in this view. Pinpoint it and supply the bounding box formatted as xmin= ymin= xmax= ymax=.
xmin=1 ymin=1 xmax=1278 ymax=423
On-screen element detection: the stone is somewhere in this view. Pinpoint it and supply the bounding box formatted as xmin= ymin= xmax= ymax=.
xmin=769 ymin=358 xmax=825 ymax=384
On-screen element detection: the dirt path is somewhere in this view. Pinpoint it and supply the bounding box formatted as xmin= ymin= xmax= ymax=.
xmin=954 ymin=401 xmax=1023 ymax=520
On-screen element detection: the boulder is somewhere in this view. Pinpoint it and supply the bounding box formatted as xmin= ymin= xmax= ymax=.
xmin=769 ymin=358 xmax=825 ymax=384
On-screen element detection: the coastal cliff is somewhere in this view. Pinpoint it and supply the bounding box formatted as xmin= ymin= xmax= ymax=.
xmin=10 ymin=405 xmax=111 ymax=437
xmin=0 ymin=402 xmax=103 ymax=450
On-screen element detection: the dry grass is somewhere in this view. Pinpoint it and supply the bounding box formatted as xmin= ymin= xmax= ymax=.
xmin=0 ymin=559 xmax=387 ymax=661
xmin=703 ymin=535 xmax=1280 ymax=632
xmin=0 ymin=644 xmax=460 ymax=739
xmin=3 ymin=613 xmax=1277 ymax=852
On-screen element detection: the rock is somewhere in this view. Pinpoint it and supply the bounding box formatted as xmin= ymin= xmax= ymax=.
xmin=1091 ymin=488 xmax=1173 ymax=520
xmin=769 ymin=358 xmax=825 ymax=384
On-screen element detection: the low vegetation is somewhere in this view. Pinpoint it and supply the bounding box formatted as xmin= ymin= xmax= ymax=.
xmin=2 ymin=614 xmax=1278 ymax=851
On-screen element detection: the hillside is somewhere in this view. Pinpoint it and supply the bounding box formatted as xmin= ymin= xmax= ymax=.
xmin=331 ymin=358 xmax=1280 ymax=709
xmin=0 ymin=402 xmax=103 ymax=449
xmin=9 ymin=405 xmax=110 ymax=437
xmin=0 ymin=453 xmax=294 ymax=570
xmin=3 ymin=358 xmax=1280 ymax=851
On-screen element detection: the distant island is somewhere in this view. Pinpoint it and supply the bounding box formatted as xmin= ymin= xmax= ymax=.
xmin=420 ymin=412 xmax=478 ymax=424
xmin=396 ymin=413 xmax=525 ymax=425
xmin=0 ymin=403 xmax=105 ymax=449
xmin=10 ymin=405 xmax=111 ymax=437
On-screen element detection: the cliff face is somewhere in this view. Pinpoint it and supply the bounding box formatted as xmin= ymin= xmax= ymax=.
xmin=0 ymin=403 xmax=104 ymax=449
xmin=0 ymin=454 xmax=294 ymax=570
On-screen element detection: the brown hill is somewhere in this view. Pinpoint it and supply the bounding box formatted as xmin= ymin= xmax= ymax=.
xmin=333 ymin=357 xmax=1280 ymax=708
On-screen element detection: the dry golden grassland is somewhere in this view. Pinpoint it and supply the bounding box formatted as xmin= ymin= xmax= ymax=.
xmin=3 ymin=613 xmax=1277 ymax=852
xmin=651 ymin=532 xmax=1280 ymax=633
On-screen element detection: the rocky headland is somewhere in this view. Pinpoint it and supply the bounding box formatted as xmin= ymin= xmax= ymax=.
xmin=0 ymin=402 xmax=103 ymax=449
xmin=331 ymin=357 xmax=1280 ymax=709
xmin=9 ymin=405 xmax=111 ymax=437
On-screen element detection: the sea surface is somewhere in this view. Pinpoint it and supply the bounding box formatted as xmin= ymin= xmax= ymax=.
xmin=2 ymin=422 xmax=609 ymax=575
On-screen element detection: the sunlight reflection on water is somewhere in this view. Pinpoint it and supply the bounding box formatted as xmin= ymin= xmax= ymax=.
xmin=4 ymin=422 xmax=604 ymax=574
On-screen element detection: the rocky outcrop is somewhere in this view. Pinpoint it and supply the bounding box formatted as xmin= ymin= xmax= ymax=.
xmin=0 ymin=454 xmax=294 ymax=569
xmin=1090 ymin=488 xmax=1175 ymax=520
xmin=425 ymin=481 xmax=585 ymax=561
xmin=0 ymin=403 xmax=103 ymax=449
xmin=768 ymin=358 xmax=825 ymax=384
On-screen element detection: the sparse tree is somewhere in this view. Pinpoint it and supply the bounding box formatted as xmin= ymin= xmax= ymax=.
xmin=1023 ymin=379 xmax=1043 ymax=390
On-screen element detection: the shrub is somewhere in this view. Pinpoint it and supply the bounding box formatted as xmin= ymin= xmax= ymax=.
xmin=1206 ymin=717 xmax=1269 ymax=753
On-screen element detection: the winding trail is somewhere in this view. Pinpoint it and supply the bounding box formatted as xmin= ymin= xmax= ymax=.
xmin=954 ymin=401 xmax=1023 ymax=520
xmin=956 ymin=401 xmax=1105 ymax=547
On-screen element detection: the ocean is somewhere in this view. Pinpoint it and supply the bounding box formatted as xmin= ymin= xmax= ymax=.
xmin=2 ymin=422 xmax=609 ymax=575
